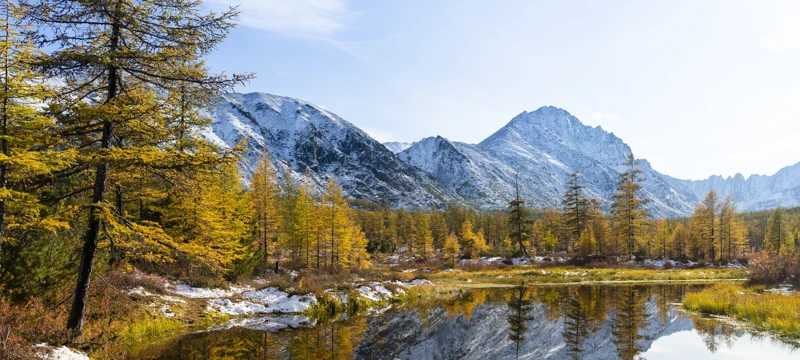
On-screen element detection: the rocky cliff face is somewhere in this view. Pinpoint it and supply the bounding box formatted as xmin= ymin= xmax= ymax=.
xmin=398 ymin=107 xmax=696 ymax=217
xmin=202 ymin=92 xmax=459 ymax=208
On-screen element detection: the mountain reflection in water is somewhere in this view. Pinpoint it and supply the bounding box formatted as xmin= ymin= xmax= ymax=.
xmin=135 ymin=284 xmax=798 ymax=360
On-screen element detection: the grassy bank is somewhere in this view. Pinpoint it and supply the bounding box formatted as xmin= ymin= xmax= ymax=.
xmin=683 ymin=283 xmax=800 ymax=339
xmin=425 ymin=266 xmax=747 ymax=287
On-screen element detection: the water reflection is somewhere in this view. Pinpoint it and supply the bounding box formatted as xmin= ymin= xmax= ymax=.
xmin=135 ymin=284 xmax=799 ymax=360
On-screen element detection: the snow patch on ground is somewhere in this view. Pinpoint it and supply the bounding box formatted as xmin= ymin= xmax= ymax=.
xmin=391 ymin=279 xmax=433 ymax=287
xmin=32 ymin=344 xmax=89 ymax=360
xmin=357 ymin=283 xmax=393 ymax=301
xmin=206 ymin=287 xmax=316 ymax=315
xmin=765 ymin=287 xmax=799 ymax=295
xmin=166 ymin=282 xmax=250 ymax=299
xmin=241 ymin=287 xmax=317 ymax=313
xmin=207 ymin=299 xmax=269 ymax=315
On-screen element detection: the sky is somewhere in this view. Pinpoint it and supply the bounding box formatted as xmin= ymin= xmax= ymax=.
xmin=202 ymin=0 xmax=800 ymax=181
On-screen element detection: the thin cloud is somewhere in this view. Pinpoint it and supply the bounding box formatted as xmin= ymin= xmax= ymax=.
xmin=206 ymin=0 xmax=363 ymax=56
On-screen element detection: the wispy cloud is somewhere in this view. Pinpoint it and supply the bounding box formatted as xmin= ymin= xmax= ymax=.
xmin=206 ymin=0 xmax=362 ymax=56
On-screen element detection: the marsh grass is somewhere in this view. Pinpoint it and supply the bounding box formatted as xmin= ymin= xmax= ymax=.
xmin=428 ymin=266 xmax=747 ymax=286
xmin=118 ymin=317 xmax=184 ymax=343
xmin=683 ymin=283 xmax=800 ymax=339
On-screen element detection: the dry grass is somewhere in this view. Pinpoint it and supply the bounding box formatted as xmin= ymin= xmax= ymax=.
xmin=683 ymin=283 xmax=800 ymax=339
xmin=427 ymin=266 xmax=747 ymax=286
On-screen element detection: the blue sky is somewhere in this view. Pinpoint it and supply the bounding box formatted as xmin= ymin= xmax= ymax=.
xmin=202 ymin=0 xmax=800 ymax=181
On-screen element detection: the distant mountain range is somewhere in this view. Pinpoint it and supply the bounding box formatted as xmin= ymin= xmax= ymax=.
xmin=202 ymin=92 xmax=800 ymax=217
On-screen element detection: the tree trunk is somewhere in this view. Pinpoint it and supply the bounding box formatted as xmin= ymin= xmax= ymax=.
xmin=67 ymin=12 xmax=120 ymax=335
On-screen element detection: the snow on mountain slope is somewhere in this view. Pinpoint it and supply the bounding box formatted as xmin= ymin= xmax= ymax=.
xmin=668 ymin=161 xmax=800 ymax=211
xmin=384 ymin=141 xmax=413 ymax=154
xmin=399 ymin=107 xmax=697 ymax=217
xmin=204 ymin=92 xmax=460 ymax=208
xmin=203 ymin=92 xmax=798 ymax=216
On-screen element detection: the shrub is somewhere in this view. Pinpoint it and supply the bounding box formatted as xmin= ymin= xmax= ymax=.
xmin=747 ymin=255 xmax=800 ymax=287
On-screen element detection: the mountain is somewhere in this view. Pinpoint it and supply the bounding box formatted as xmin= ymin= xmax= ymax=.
xmin=384 ymin=141 xmax=413 ymax=154
xmin=669 ymin=162 xmax=800 ymax=211
xmin=202 ymin=91 xmax=800 ymax=216
xmin=201 ymin=92 xmax=460 ymax=208
xmin=397 ymin=107 xmax=697 ymax=217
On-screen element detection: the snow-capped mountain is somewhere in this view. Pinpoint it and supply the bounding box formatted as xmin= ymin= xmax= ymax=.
xmin=201 ymin=92 xmax=459 ymax=208
xmin=668 ymin=162 xmax=800 ymax=211
xmin=202 ymin=91 xmax=800 ymax=216
xmin=397 ymin=107 xmax=697 ymax=217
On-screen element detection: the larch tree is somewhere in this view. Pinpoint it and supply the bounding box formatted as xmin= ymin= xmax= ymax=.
xmin=348 ymin=223 xmax=369 ymax=271
xmin=718 ymin=196 xmax=748 ymax=259
xmin=22 ymin=0 xmax=250 ymax=334
xmin=161 ymin=163 xmax=252 ymax=277
xmin=251 ymin=152 xmax=278 ymax=266
xmin=473 ymin=229 xmax=488 ymax=257
xmin=460 ymin=219 xmax=479 ymax=259
xmin=413 ymin=212 xmax=433 ymax=260
xmin=766 ymin=206 xmax=793 ymax=255
xmin=443 ymin=231 xmax=460 ymax=268
xmin=653 ymin=219 xmax=671 ymax=260
xmin=0 ymin=2 xmax=75 ymax=270
xmin=671 ymin=223 xmax=688 ymax=260
xmin=610 ymin=153 xmax=650 ymax=261
xmin=700 ymin=190 xmax=721 ymax=262
xmin=322 ymin=178 xmax=350 ymax=269
xmin=294 ymin=181 xmax=317 ymax=267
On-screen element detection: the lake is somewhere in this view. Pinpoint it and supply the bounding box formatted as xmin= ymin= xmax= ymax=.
xmin=132 ymin=284 xmax=798 ymax=359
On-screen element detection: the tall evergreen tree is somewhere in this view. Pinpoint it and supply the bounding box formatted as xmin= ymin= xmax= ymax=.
xmin=23 ymin=0 xmax=250 ymax=334
xmin=563 ymin=170 xmax=589 ymax=252
xmin=507 ymin=175 xmax=532 ymax=257
xmin=610 ymin=153 xmax=650 ymax=261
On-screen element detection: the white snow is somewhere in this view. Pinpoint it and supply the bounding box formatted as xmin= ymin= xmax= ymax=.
xmin=241 ymin=287 xmax=316 ymax=313
xmin=166 ymin=282 xmax=250 ymax=299
xmin=32 ymin=344 xmax=89 ymax=360
xmin=356 ymin=283 xmax=394 ymax=301
xmin=207 ymin=299 xmax=269 ymax=315
xmin=765 ymin=287 xmax=799 ymax=295
xmin=127 ymin=286 xmax=155 ymax=297
xmin=206 ymin=287 xmax=316 ymax=315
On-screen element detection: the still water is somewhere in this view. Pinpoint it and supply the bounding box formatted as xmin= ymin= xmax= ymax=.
xmin=134 ymin=284 xmax=798 ymax=360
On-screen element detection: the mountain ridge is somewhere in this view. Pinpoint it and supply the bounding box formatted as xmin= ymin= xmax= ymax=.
xmin=202 ymin=91 xmax=800 ymax=216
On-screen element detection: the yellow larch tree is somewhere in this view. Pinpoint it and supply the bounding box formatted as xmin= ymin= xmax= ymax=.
xmin=251 ymin=152 xmax=279 ymax=265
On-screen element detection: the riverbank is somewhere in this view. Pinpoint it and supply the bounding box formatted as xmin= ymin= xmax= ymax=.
xmin=683 ymin=283 xmax=800 ymax=340
xmin=14 ymin=263 xmax=752 ymax=359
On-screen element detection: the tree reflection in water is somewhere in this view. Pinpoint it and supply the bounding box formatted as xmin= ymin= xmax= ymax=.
xmin=133 ymin=284 xmax=798 ymax=360
xmin=506 ymin=287 xmax=535 ymax=359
